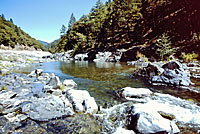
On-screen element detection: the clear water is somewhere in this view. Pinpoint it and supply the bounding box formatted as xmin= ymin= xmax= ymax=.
xmin=22 ymin=61 xmax=144 ymax=105
xmin=22 ymin=61 xmax=200 ymax=106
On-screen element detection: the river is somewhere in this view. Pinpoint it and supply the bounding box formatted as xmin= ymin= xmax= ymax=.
xmin=22 ymin=61 xmax=200 ymax=106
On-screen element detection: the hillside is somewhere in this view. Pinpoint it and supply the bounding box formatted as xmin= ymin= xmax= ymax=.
xmin=38 ymin=40 xmax=49 ymax=46
xmin=53 ymin=0 xmax=200 ymax=61
xmin=0 ymin=16 xmax=45 ymax=50
xmin=47 ymin=39 xmax=60 ymax=53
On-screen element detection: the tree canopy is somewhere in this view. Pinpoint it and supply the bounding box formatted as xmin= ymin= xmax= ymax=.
xmin=49 ymin=0 xmax=200 ymax=59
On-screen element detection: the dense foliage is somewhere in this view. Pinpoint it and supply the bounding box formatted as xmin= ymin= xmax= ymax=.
xmin=0 ymin=16 xmax=45 ymax=50
xmin=50 ymin=0 xmax=200 ymax=60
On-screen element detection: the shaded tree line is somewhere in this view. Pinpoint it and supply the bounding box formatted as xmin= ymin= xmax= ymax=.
xmin=51 ymin=0 xmax=200 ymax=59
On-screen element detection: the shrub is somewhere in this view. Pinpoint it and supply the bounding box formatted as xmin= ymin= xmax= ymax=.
xmin=181 ymin=52 xmax=198 ymax=62
xmin=136 ymin=51 xmax=148 ymax=62
xmin=1 ymin=85 xmax=7 ymax=90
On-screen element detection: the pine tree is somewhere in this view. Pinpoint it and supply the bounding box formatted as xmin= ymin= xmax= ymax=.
xmin=68 ymin=13 xmax=76 ymax=30
xmin=9 ymin=18 xmax=14 ymax=23
xmin=156 ymin=33 xmax=176 ymax=60
xmin=91 ymin=0 xmax=103 ymax=14
xmin=60 ymin=25 xmax=66 ymax=36
xmin=1 ymin=14 xmax=5 ymax=20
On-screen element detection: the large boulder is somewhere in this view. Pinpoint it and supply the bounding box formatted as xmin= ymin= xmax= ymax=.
xmin=133 ymin=61 xmax=192 ymax=87
xmin=128 ymin=106 xmax=180 ymax=134
xmin=66 ymin=89 xmax=98 ymax=113
xmin=22 ymin=95 xmax=74 ymax=121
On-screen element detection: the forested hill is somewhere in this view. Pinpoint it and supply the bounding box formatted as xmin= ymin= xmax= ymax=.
xmin=0 ymin=15 xmax=45 ymax=50
xmin=53 ymin=0 xmax=200 ymax=61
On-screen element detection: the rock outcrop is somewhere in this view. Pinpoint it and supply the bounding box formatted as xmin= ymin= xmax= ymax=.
xmin=0 ymin=69 xmax=98 ymax=133
xmin=132 ymin=61 xmax=193 ymax=87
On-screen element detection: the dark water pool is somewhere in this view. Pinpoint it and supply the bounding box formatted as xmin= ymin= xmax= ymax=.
xmin=21 ymin=61 xmax=200 ymax=105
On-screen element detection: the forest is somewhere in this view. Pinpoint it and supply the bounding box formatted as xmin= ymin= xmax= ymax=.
xmin=50 ymin=0 xmax=200 ymax=61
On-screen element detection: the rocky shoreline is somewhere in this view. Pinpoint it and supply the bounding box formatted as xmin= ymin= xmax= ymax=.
xmin=0 ymin=50 xmax=200 ymax=133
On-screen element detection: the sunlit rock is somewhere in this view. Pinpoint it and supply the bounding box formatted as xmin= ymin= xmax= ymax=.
xmin=62 ymin=79 xmax=77 ymax=89
xmin=46 ymin=76 xmax=61 ymax=89
xmin=118 ymin=87 xmax=152 ymax=100
xmin=113 ymin=127 xmax=135 ymax=134
xmin=129 ymin=107 xmax=180 ymax=134
xmin=66 ymin=89 xmax=98 ymax=113
xmin=22 ymin=95 xmax=74 ymax=121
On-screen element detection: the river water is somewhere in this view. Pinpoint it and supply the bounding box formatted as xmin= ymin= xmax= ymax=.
xmin=23 ymin=61 xmax=200 ymax=106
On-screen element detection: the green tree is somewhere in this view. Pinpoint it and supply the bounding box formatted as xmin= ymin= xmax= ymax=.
xmin=156 ymin=33 xmax=176 ymax=60
xmin=91 ymin=0 xmax=103 ymax=14
xmin=68 ymin=13 xmax=76 ymax=30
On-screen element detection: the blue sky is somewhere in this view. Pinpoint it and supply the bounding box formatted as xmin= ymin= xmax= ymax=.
xmin=0 ymin=0 xmax=108 ymax=43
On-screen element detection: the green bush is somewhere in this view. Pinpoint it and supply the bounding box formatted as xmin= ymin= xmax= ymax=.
xmin=181 ymin=52 xmax=198 ymax=62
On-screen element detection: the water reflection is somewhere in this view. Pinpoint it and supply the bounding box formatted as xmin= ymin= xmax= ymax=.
xmin=59 ymin=61 xmax=144 ymax=105
xmin=95 ymin=61 xmax=122 ymax=68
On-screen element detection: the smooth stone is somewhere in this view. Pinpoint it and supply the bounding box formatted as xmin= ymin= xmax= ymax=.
xmin=62 ymin=79 xmax=77 ymax=89
xmin=119 ymin=87 xmax=152 ymax=99
xmin=52 ymin=89 xmax=62 ymax=96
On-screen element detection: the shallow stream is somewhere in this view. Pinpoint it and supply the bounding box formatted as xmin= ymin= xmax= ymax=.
xmin=22 ymin=61 xmax=200 ymax=106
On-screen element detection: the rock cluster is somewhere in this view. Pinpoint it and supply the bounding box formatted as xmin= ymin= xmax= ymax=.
xmin=132 ymin=61 xmax=193 ymax=87
xmin=0 ymin=50 xmax=51 ymax=74
xmin=0 ymin=69 xmax=200 ymax=133
xmin=0 ymin=69 xmax=98 ymax=133
xmin=103 ymin=87 xmax=200 ymax=134
xmin=42 ymin=50 xmax=122 ymax=62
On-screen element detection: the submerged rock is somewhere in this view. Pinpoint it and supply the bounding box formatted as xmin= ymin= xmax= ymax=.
xmin=28 ymin=69 xmax=43 ymax=77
